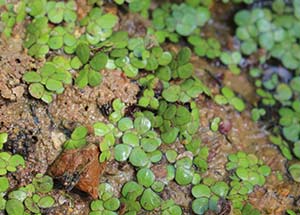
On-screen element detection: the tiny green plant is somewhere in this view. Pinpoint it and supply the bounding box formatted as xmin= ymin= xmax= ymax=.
xmin=64 ymin=125 xmax=88 ymax=149
xmin=23 ymin=57 xmax=72 ymax=103
xmin=89 ymin=183 xmax=120 ymax=214
xmin=214 ymin=86 xmax=246 ymax=112
xmin=226 ymin=152 xmax=271 ymax=210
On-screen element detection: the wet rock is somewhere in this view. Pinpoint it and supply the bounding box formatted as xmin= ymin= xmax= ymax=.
xmin=48 ymin=144 xmax=106 ymax=199
xmin=0 ymin=43 xmax=39 ymax=101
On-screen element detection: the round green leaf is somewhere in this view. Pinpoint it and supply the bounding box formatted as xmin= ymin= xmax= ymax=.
xmin=23 ymin=72 xmax=41 ymax=83
xmin=29 ymin=83 xmax=45 ymax=99
xmin=76 ymin=43 xmax=90 ymax=64
xmin=103 ymin=198 xmax=120 ymax=211
xmin=134 ymin=117 xmax=151 ymax=134
xmin=192 ymin=184 xmax=211 ymax=198
xmin=289 ymin=163 xmax=300 ymax=182
xmin=140 ymin=188 xmax=161 ymax=211
xmin=129 ymin=147 xmax=149 ymax=167
xmin=45 ymin=79 xmax=63 ymax=91
xmin=71 ymin=126 xmax=87 ymax=140
xmin=0 ymin=177 xmax=9 ymax=192
xmin=5 ymin=199 xmax=24 ymax=215
xmin=90 ymin=52 xmax=108 ymax=71
xmin=137 ymin=168 xmax=155 ymax=188
xmin=118 ymin=117 xmax=134 ymax=131
xmin=114 ymin=144 xmax=132 ymax=162
xmin=192 ymin=198 xmax=209 ymax=215
xmin=38 ymin=196 xmax=55 ymax=208
xmin=175 ymin=166 xmax=193 ymax=185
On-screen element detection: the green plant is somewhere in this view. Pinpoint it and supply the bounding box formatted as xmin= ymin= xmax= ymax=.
xmin=75 ymin=65 xmax=103 ymax=89
xmin=226 ymin=152 xmax=271 ymax=209
xmin=279 ymin=100 xmax=300 ymax=142
xmin=191 ymin=179 xmax=229 ymax=215
xmin=80 ymin=7 xmax=118 ymax=45
xmin=0 ymin=152 xmax=25 ymax=175
xmin=138 ymin=89 xmax=159 ymax=110
xmin=288 ymin=163 xmax=300 ymax=182
xmin=0 ymin=1 xmax=26 ymax=37
xmin=4 ymin=174 xmax=55 ymax=215
xmin=234 ymin=3 xmax=300 ymax=70
xmin=152 ymin=3 xmax=210 ymax=37
xmin=214 ymin=86 xmax=246 ymax=112
xmin=161 ymin=199 xmax=182 ymax=215
xmin=89 ymin=183 xmax=120 ymax=215
xmin=120 ymin=179 xmax=162 ymax=213
xmin=188 ymin=36 xmax=222 ymax=59
xmin=23 ymin=57 xmax=72 ymax=103
xmin=251 ymin=108 xmax=266 ymax=122
xmin=220 ymin=51 xmax=242 ymax=74
xmin=210 ymin=117 xmax=221 ymax=132
xmin=64 ymin=126 xmax=88 ymax=149
xmin=94 ymin=99 xmax=128 ymax=162
xmin=0 ymin=133 xmax=8 ymax=150
xmin=222 ymin=0 xmax=254 ymax=4
xmin=23 ymin=17 xmax=50 ymax=58
xmin=113 ymin=116 xmax=162 ymax=167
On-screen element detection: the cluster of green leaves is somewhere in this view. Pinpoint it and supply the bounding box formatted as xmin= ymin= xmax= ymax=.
xmin=172 ymin=157 xmax=197 ymax=186
xmin=234 ymin=1 xmax=300 ymax=70
xmin=0 ymin=1 xmax=26 ymax=37
xmin=226 ymin=152 xmax=271 ymax=210
xmin=75 ymin=64 xmax=103 ymax=89
xmin=188 ymin=36 xmax=222 ymax=59
xmin=210 ymin=117 xmax=221 ymax=132
xmin=278 ymin=100 xmax=300 ymax=143
xmin=152 ymin=2 xmax=210 ymax=42
xmin=23 ymin=57 xmax=72 ymax=103
xmin=89 ymin=183 xmax=120 ymax=215
xmin=187 ymin=139 xmax=209 ymax=172
xmin=191 ymin=178 xmax=229 ymax=215
xmin=98 ymin=33 xmax=174 ymax=78
xmin=4 ymin=174 xmax=55 ymax=215
xmin=160 ymin=48 xmax=210 ymax=102
xmin=23 ymin=16 xmax=50 ymax=58
xmin=214 ymin=86 xmax=246 ymax=112
xmin=47 ymin=26 xmax=78 ymax=54
xmin=164 ymin=141 xmax=208 ymax=186
xmin=286 ymin=209 xmax=300 ymax=215
xmin=222 ymin=0 xmax=253 ymax=4
xmin=220 ymin=51 xmax=242 ymax=74
xmin=0 ymin=134 xmax=54 ymax=215
xmin=23 ymin=0 xmax=77 ymax=58
xmin=0 ymin=132 xmax=25 ymax=175
xmin=112 ymin=0 xmax=151 ymax=18
xmin=120 ymin=171 xmax=164 ymax=213
xmin=139 ymin=101 xmax=199 ymax=147
xmin=0 ymin=152 xmax=25 ymax=176
xmin=94 ymin=99 xmax=126 ymax=162
xmin=64 ymin=125 xmax=88 ymax=150
xmin=80 ymin=7 xmax=118 ymax=45
xmin=251 ymin=108 xmax=266 ymax=122
xmin=249 ymin=66 xmax=300 ymax=164
xmin=161 ymin=200 xmax=182 ymax=215
xmin=269 ymin=135 xmax=294 ymax=161
xmin=288 ymin=163 xmax=300 ymax=183
xmin=113 ymin=116 xmax=163 ymax=167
